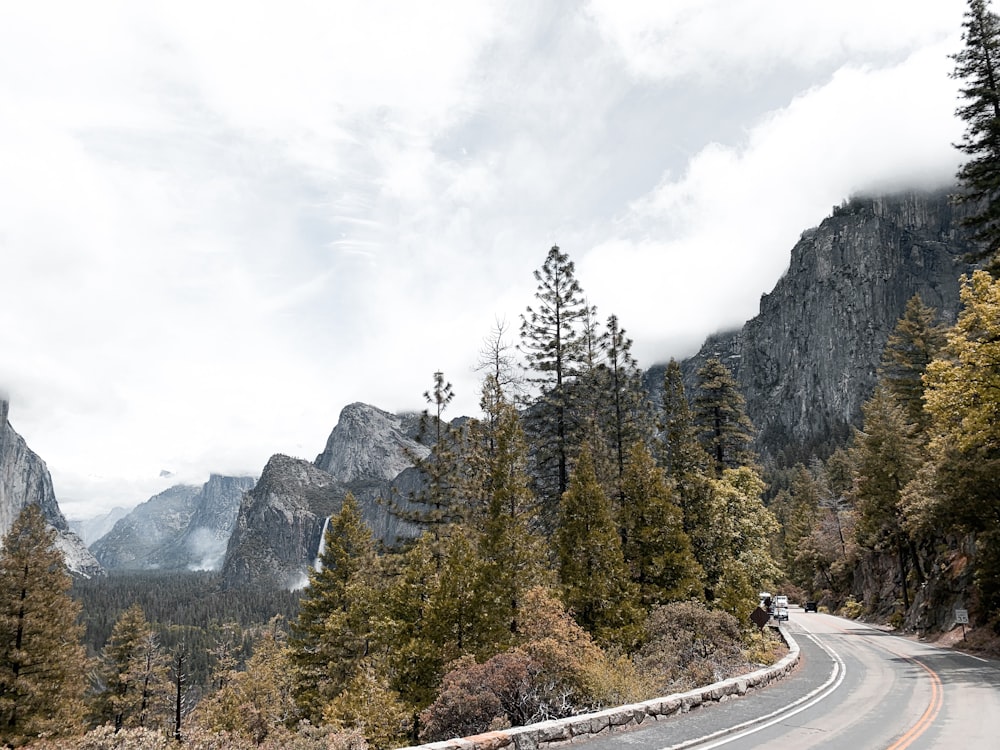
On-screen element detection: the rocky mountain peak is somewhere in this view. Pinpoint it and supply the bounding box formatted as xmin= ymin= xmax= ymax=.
xmin=314 ymin=402 xmax=429 ymax=483
xmin=0 ymin=399 xmax=102 ymax=577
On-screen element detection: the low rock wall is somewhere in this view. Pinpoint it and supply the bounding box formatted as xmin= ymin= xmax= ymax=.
xmin=398 ymin=625 xmax=799 ymax=750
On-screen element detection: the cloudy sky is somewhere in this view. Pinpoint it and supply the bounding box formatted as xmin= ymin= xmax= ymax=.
xmin=1 ymin=1 xmax=970 ymax=519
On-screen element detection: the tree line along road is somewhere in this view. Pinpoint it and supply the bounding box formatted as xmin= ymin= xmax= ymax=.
xmin=573 ymin=607 xmax=1000 ymax=750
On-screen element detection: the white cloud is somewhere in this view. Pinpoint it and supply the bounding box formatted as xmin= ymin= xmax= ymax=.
xmin=0 ymin=1 xmax=972 ymax=518
xmin=579 ymin=39 xmax=965 ymax=365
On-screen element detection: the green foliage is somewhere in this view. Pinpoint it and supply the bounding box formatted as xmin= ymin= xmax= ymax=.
xmin=952 ymin=0 xmax=1000 ymax=273
xmin=194 ymin=621 xmax=298 ymax=744
xmin=469 ymin=383 xmax=551 ymax=641
xmin=707 ymin=468 xmax=782 ymax=617
xmin=878 ymin=295 xmax=947 ymax=432
xmin=73 ymin=570 xmax=299 ymax=686
xmin=555 ymin=445 xmax=642 ymax=647
xmin=0 ymin=504 xmax=87 ymax=745
xmin=520 ymin=244 xmax=591 ymax=505
xmin=692 ymin=358 xmax=755 ymax=477
xmin=92 ymin=604 xmax=170 ymax=732
xmin=619 ymin=442 xmax=703 ymax=607
xmin=290 ymin=493 xmax=379 ymax=721
xmin=322 ymin=660 xmax=409 ymax=750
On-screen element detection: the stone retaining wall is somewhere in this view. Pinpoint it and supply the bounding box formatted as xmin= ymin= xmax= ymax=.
xmin=398 ymin=625 xmax=799 ymax=750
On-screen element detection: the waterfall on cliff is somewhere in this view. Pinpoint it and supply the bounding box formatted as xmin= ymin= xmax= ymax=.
xmin=314 ymin=516 xmax=331 ymax=571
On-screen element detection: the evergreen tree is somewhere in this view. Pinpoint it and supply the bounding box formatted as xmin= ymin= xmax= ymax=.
xmin=0 ymin=505 xmax=87 ymax=744
xmin=619 ymin=442 xmax=703 ymax=607
xmin=520 ymin=245 xmax=590 ymax=505
xmin=658 ymin=359 xmax=715 ymax=593
xmin=919 ymin=271 xmax=1000 ymax=610
xmin=414 ymin=372 xmax=467 ymax=539
xmin=708 ymin=468 xmax=782 ymax=617
xmin=195 ymin=620 xmax=297 ymax=745
xmin=879 ymin=294 xmax=947 ymax=431
xmin=93 ymin=604 xmax=170 ymax=732
xmin=474 ymin=383 xmax=550 ymax=638
xmin=921 ymin=270 xmax=1000 ymax=531
xmin=290 ymin=493 xmax=378 ymax=721
xmin=554 ymin=444 xmax=642 ymax=647
xmin=851 ymin=385 xmax=924 ymax=610
xmin=597 ymin=315 xmax=655 ymax=504
xmin=952 ymin=0 xmax=1000 ymax=273
xmin=692 ymin=358 xmax=755 ymax=476
xmin=772 ymin=465 xmax=821 ymax=586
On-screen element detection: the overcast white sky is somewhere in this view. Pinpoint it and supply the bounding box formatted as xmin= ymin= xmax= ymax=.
xmin=1 ymin=1 xmax=970 ymax=519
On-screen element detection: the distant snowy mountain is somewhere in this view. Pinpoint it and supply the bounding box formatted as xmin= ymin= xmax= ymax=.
xmin=90 ymin=474 xmax=255 ymax=571
xmin=70 ymin=506 xmax=130 ymax=546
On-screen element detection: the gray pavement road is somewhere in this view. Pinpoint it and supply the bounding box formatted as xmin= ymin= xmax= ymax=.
xmin=573 ymin=608 xmax=1000 ymax=750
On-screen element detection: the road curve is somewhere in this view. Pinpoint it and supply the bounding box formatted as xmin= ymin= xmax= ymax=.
xmin=574 ymin=609 xmax=1000 ymax=750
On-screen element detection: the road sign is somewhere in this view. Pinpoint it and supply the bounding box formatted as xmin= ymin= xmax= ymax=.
xmin=750 ymin=606 xmax=770 ymax=629
xmin=955 ymin=608 xmax=969 ymax=625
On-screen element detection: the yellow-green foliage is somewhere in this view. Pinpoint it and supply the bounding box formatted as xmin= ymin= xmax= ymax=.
xmin=841 ymin=597 xmax=864 ymax=619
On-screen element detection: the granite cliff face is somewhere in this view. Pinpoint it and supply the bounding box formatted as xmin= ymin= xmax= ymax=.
xmin=0 ymin=399 xmax=102 ymax=577
xmin=315 ymin=402 xmax=428 ymax=482
xmin=91 ymin=474 xmax=255 ymax=571
xmin=221 ymin=403 xmax=425 ymax=588
xmin=647 ymin=190 xmax=976 ymax=460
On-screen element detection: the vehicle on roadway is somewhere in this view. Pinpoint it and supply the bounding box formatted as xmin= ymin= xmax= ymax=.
xmin=773 ymin=594 xmax=789 ymax=621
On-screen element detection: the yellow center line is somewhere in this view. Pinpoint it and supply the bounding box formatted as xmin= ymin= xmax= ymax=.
xmin=884 ymin=654 xmax=943 ymax=750
xmin=821 ymin=619 xmax=945 ymax=750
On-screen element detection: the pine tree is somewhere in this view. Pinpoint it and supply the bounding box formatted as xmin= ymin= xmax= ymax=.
xmin=619 ymin=442 xmax=703 ymax=607
xmin=597 ymin=315 xmax=655 ymax=504
xmin=658 ymin=359 xmax=715 ymax=594
xmin=554 ymin=444 xmax=642 ymax=646
xmin=952 ymin=0 xmax=1000 ymax=273
xmin=474 ymin=383 xmax=549 ymax=639
xmin=520 ymin=245 xmax=591 ymax=505
xmin=692 ymin=358 xmax=755 ymax=476
xmin=195 ymin=620 xmax=298 ymax=745
xmin=290 ymin=493 xmax=378 ymax=721
xmin=413 ymin=371 xmax=467 ymax=539
xmin=93 ymin=604 xmax=170 ymax=732
xmin=922 ymin=270 xmax=1000 ymax=532
xmin=879 ymin=294 xmax=947 ymax=431
xmin=918 ymin=271 xmax=1000 ymax=610
xmin=0 ymin=504 xmax=87 ymax=744
xmin=851 ymin=386 xmax=924 ymax=610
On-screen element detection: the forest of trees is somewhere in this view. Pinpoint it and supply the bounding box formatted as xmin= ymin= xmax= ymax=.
xmin=4 ymin=1 xmax=1000 ymax=747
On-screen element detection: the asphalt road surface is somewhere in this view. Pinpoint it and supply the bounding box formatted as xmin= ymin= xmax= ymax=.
xmin=574 ymin=608 xmax=1000 ymax=749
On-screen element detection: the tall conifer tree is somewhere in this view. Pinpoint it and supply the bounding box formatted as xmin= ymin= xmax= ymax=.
xmin=520 ymin=245 xmax=590 ymax=506
xmin=290 ymin=493 xmax=379 ymax=721
xmin=879 ymin=294 xmax=947 ymax=432
xmin=952 ymin=0 xmax=1000 ymax=273
xmin=692 ymin=358 xmax=755 ymax=476
xmin=555 ymin=444 xmax=641 ymax=646
xmin=619 ymin=442 xmax=703 ymax=607
xmin=851 ymin=386 xmax=924 ymax=610
xmin=0 ymin=505 xmax=86 ymax=744
xmin=94 ymin=604 xmax=169 ymax=731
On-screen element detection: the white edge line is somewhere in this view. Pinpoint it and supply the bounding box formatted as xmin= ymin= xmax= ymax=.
xmin=658 ymin=631 xmax=846 ymax=750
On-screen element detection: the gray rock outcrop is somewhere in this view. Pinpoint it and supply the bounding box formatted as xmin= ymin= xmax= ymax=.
xmin=647 ymin=189 xmax=976 ymax=460
xmin=221 ymin=403 xmax=427 ymax=588
xmin=315 ymin=402 xmax=428 ymax=482
xmin=0 ymin=398 xmax=103 ymax=577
